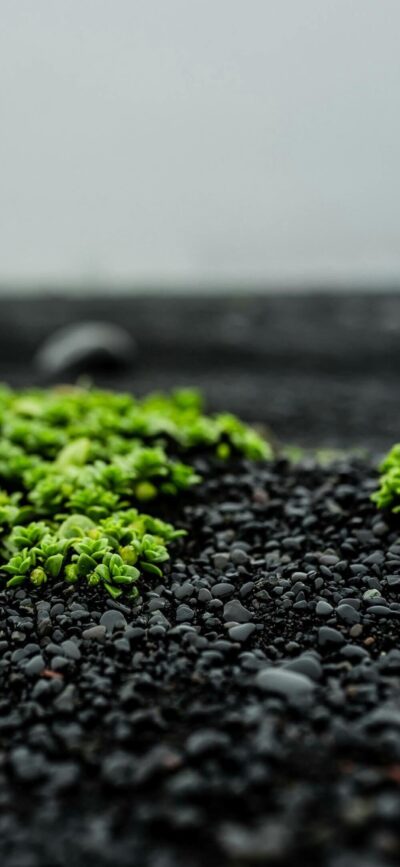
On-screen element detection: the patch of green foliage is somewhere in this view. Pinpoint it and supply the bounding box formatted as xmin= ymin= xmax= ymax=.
xmin=372 ymin=444 xmax=400 ymax=512
xmin=0 ymin=385 xmax=269 ymax=598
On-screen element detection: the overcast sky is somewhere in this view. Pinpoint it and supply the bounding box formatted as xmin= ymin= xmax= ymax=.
xmin=1 ymin=1 xmax=400 ymax=289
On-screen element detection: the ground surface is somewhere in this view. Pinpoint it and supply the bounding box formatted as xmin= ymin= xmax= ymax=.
xmin=1 ymin=292 xmax=400 ymax=866
xmin=1 ymin=453 xmax=400 ymax=867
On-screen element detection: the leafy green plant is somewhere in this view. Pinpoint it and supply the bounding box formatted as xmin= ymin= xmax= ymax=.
xmin=0 ymin=385 xmax=269 ymax=598
xmin=372 ymin=444 xmax=400 ymax=512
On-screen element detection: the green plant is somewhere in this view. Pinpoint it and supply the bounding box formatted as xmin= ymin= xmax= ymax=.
xmin=372 ymin=444 xmax=400 ymax=512
xmin=0 ymin=385 xmax=269 ymax=598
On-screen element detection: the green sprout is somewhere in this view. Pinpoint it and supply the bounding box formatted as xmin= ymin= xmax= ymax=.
xmin=0 ymin=384 xmax=270 ymax=598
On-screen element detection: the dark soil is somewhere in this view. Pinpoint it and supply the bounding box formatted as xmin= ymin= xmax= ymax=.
xmin=2 ymin=453 xmax=400 ymax=867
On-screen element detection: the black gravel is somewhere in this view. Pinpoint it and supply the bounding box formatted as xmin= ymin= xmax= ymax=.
xmin=2 ymin=454 xmax=400 ymax=867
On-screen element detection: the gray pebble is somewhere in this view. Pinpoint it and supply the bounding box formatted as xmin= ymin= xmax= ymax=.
xmin=100 ymin=610 xmax=127 ymax=633
xmin=176 ymin=605 xmax=195 ymax=622
xmin=316 ymin=600 xmax=333 ymax=617
xmin=10 ymin=746 xmax=47 ymax=782
xmin=256 ymin=667 xmax=316 ymax=701
xmin=283 ymin=654 xmax=322 ymax=681
xmin=230 ymin=549 xmax=249 ymax=565
xmin=213 ymin=553 xmax=230 ymax=571
xmin=25 ymin=654 xmax=45 ymax=677
xmin=336 ymin=603 xmax=360 ymax=625
xmin=229 ymin=623 xmax=256 ymax=642
xmin=186 ymin=729 xmax=230 ymax=756
xmin=82 ymin=625 xmax=107 ymax=641
xmin=223 ymin=600 xmax=252 ymax=623
xmin=318 ymin=626 xmax=345 ymax=648
xmin=60 ymin=639 xmax=81 ymax=660
xmin=54 ymin=684 xmax=77 ymax=713
xmin=35 ymin=321 xmax=136 ymax=375
xmin=212 ymin=583 xmax=235 ymax=598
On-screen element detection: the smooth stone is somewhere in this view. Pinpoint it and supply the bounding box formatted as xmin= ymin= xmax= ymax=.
xmin=186 ymin=729 xmax=230 ymax=756
xmin=82 ymin=625 xmax=107 ymax=641
xmin=229 ymin=623 xmax=256 ymax=642
xmin=176 ymin=604 xmax=195 ymax=623
xmin=283 ymin=654 xmax=322 ymax=681
xmin=99 ymin=610 xmax=127 ymax=633
xmin=318 ymin=626 xmax=345 ymax=648
xmin=223 ymin=600 xmax=252 ymax=623
xmin=54 ymin=684 xmax=78 ymax=713
xmin=24 ymin=654 xmax=45 ymax=676
xmin=60 ymin=639 xmax=81 ymax=660
xmin=316 ymin=600 xmax=333 ymax=617
xmin=256 ymin=667 xmax=316 ymax=701
xmin=212 ymin=583 xmax=235 ymax=598
xmin=230 ymin=549 xmax=249 ymax=565
xmin=35 ymin=321 xmax=136 ymax=375
xmin=336 ymin=603 xmax=360 ymax=625
xmin=10 ymin=746 xmax=47 ymax=782
xmin=213 ymin=553 xmax=230 ymax=571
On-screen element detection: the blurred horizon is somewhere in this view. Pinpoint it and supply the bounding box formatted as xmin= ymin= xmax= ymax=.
xmin=1 ymin=0 xmax=400 ymax=290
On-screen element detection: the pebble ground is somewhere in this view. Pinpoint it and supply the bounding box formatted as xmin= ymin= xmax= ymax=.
xmin=2 ymin=454 xmax=400 ymax=867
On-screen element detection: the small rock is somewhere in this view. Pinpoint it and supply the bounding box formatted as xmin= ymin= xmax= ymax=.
xmin=60 ymin=639 xmax=81 ymax=660
xmin=318 ymin=626 xmax=345 ymax=649
xmin=35 ymin=322 xmax=136 ymax=375
xmin=256 ymin=667 xmax=316 ymax=702
xmin=186 ymin=729 xmax=230 ymax=756
xmin=10 ymin=746 xmax=47 ymax=782
xmin=223 ymin=600 xmax=252 ymax=623
xmin=176 ymin=604 xmax=195 ymax=622
xmin=54 ymin=684 xmax=77 ymax=713
xmin=316 ymin=600 xmax=333 ymax=617
xmin=24 ymin=654 xmax=45 ymax=677
xmin=100 ymin=610 xmax=127 ymax=633
xmin=212 ymin=583 xmax=235 ymax=598
xmin=283 ymin=654 xmax=322 ymax=681
xmin=213 ymin=553 xmax=230 ymax=571
xmin=229 ymin=623 xmax=256 ymax=642
xmin=82 ymin=625 xmax=107 ymax=641
xmin=230 ymin=549 xmax=249 ymax=565
xmin=336 ymin=603 xmax=360 ymax=625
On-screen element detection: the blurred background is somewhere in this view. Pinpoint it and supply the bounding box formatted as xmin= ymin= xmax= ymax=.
xmin=1 ymin=0 xmax=399 ymax=449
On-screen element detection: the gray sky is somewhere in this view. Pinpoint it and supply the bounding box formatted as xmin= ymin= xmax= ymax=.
xmin=1 ymin=0 xmax=400 ymax=289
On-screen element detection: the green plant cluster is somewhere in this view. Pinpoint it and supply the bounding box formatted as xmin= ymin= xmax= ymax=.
xmin=0 ymin=385 xmax=269 ymax=598
xmin=372 ymin=444 xmax=400 ymax=512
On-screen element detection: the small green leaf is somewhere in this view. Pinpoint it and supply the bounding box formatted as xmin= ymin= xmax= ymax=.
xmin=6 ymin=575 xmax=26 ymax=588
xmin=104 ymin=582 xmax=122 ymax=599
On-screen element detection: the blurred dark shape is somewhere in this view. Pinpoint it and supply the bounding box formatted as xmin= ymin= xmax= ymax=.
xmin=34 ymin=321 xmax=136 ymax=377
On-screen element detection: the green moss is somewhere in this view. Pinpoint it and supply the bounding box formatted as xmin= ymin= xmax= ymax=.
xmin=0 ymin=384 xmax=270 ymax=598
